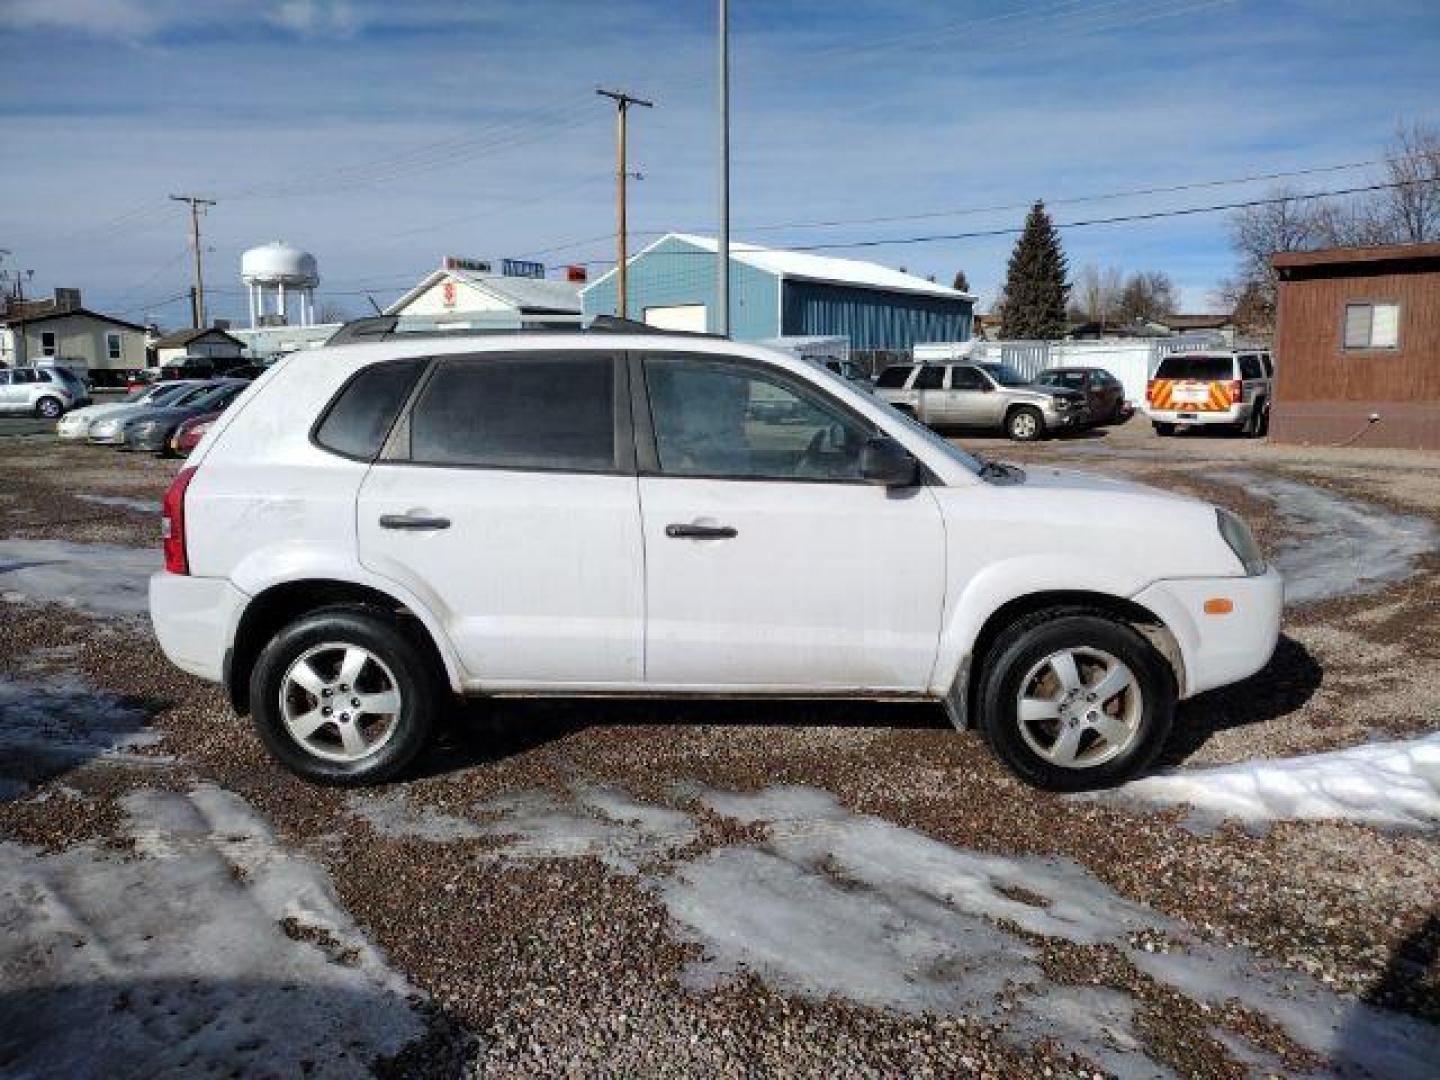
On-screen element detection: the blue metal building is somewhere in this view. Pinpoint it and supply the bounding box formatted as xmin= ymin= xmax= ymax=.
xmin=581 ymin=233 xmax=973 ymax=351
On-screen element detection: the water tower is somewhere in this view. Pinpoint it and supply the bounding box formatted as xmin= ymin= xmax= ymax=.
xmin=241 ymin=241 xmax=320 ymax=327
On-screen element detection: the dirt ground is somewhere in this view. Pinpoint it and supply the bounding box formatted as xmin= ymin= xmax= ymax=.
xmin=1 ymin=421 xmax=1437 ymax=1079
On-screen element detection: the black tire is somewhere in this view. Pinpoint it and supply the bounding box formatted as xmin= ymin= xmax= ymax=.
xmin=1006 ymin=406 xmax=1045 ymax=442
xmin=1152 ymin=421 xmax=1176 ymax=437
xmin=977 ymin=612 xmax=1175 ymax=792
xmin=249 ymin=605 xmax=439 ymax=786
xmin=1252 ymin=400 xmax=1270 ymax=438
xmin=35 ymin=396 xmax=64 ymax=419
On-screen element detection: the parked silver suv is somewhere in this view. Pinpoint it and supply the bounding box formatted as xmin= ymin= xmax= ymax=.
xmin=874 ymin=361 xmax=1087 ymax=441
xmin=0 ymin=366 xmax=77 ymax=418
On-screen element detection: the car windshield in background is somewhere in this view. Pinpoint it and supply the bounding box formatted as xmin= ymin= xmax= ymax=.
xmin=1040 ymin=371 xmax=1087 ymax=389
xmin=874 ymin=366 xmax=914 ymax=388
xmin=979 ymin=363 xmax=1030 ymax=387
xmin=1156 ymin=355 xmax=1232 ymax=381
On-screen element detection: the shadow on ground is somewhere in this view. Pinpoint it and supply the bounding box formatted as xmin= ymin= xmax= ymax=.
xmin=1159 ymin=634 xmax=1323 ymax=768
xmin=412 ymin=696 xmax=948 ymax=780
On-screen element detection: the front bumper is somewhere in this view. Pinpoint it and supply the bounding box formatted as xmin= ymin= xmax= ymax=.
xmin=1042 ymin=405 xmax=1088 ymax=428
xmin=1133 ymin=567 xmax=1283 ymax=698
xmin=149 ymin=572 xmax=249 ymax=684
xmin=87 ymin=429 xmax=127 ymax=445
xmin=56 ymin=424 xmax=92 ymax=440
xmin=127 ymin=427 xmax=172 ymax=452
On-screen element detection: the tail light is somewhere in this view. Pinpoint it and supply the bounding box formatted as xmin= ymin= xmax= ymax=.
xmin=1229 ymin=379 xmax=1243 ymax=404
xmin=1145 ymin=382 xmax=1154 ymax=403
xmin=161 ymin=466 xmax=197 ymax=575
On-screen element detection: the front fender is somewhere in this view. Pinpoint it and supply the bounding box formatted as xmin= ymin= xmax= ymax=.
xmin=927 ymin=555 xmax=1158 ymax=695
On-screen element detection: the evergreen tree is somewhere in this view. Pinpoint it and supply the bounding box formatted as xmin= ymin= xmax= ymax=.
xmin=999 ymin=201 xmax=1069 ymax=339
xmin=951 ymin=269 xmax=970 ymax=293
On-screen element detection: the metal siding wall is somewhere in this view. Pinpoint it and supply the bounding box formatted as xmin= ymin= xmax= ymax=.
xmin=580 ymin=237 xmax=779 ymax=339
xmin=780 ymin=281 xmax=973 ymax=350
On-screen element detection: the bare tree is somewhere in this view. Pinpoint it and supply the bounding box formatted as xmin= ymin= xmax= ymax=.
xmin=1071 ymin=263 xmax=1125 ymax=328
xmin=1382 ymin=120 xmax=1440 ymax=242
xmin=1116 ymin=270 xmax=1178 ymax=325
xmin=1222 ymin=186 xmax=1321 ymax=330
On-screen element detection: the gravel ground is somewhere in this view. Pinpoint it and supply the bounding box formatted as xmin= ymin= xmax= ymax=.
xmin=1 ymin=428 xmax=1437 ymax=1078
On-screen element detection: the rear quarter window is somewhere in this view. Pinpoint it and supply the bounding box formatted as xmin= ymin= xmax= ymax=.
xmin=1154 ymin=355 xmax=1233 ymax=381
xmin=314 ymin=359 xmax=426 ymax=460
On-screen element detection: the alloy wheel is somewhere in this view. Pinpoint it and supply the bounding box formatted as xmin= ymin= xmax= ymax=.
xmin=1014 ymin=646 xmax=1143 ymax=768
xmin=279 ymin=642 xmax=403 ymax=763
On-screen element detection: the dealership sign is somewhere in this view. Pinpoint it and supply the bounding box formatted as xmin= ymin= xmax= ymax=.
xmin=442 ymin=256 xmax=546 ymax=279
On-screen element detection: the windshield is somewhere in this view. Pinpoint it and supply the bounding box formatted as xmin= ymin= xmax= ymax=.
xmin=875 ymin=365 xmax=914 ymax=389
xmin=978 ymin=363 xmax=1031 ymax=388
xmin=882 ymin=403 xmax=982 ymax=476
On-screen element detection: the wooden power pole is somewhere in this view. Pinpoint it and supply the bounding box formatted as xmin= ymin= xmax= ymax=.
xmin=170 ymin=194 xmax=216 ymax=328
xmin=595 ymin=88 xmax=652 ymax=320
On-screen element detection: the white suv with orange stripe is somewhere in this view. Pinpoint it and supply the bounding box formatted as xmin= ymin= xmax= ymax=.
xmin=1146 ymin=351 xmax=1273 ymax=437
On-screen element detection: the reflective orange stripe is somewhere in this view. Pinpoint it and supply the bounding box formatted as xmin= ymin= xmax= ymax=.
xmin=1150 ymin=379 xmax=1230 ymax=412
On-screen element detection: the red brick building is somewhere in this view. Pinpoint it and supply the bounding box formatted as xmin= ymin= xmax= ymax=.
xmin=1271 ymin=243 xmax=1440 ymax=450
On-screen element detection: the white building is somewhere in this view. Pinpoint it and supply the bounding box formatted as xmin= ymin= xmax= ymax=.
xmin=386 ymin=257 xmax=581 ymax=326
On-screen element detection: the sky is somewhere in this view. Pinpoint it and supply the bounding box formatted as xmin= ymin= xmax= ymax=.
xmin=1 ymin=0 xmax=1438 ymax=329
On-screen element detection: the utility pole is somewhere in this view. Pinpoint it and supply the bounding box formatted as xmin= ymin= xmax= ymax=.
xmin=170 ymin=194 xmax=215 ymax=328
xmin=717 ymin=0 xmax=731 ymax=337
xmin=596 ymin=88 xmax=652 ymax=320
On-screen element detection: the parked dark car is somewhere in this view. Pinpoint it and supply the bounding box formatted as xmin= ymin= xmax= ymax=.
xmin=222 ymin=363 xmax=269 ymax=380
xmin=1034 ymin=367 xmax=1132 ymax=426
xmin=169 ymin=409 xmax=223 ymax=456
xmin=114 ymin=380 xmax=249 ymax=453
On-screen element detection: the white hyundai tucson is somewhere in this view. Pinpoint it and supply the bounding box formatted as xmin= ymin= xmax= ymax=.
xmin=149 ymin=320 xmax=1283 ymax=791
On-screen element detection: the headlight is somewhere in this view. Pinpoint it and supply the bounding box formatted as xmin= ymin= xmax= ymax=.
xmin=1216 ymin=508 xmax=1265 ymax=576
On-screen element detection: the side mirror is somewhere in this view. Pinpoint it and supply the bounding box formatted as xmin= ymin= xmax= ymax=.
xmin=860 ymin=436 xmax=919 ymax=488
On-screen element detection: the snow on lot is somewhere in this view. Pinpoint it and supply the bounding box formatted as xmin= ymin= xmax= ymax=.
xmin=0 ymin=675 xmax=166 ymax=800
xmin=369 ymin=783 xmax=1439 ymax=1079
xmin=0 ymin=539 xmax=157 ymax=618
xmin=1105 ymin=731 xmax=1440 ymax=831
xmin=1215 ymin=471 xmax=1439 ymax=603
xmin=0 ymin=785 xmax=424 ymax=1078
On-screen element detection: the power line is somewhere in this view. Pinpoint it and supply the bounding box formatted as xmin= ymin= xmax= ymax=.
xmin=558 ymin=178 xmax=1424 ymax=267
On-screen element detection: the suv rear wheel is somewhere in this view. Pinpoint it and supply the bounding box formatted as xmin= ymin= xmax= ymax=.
xmin=978 ymin=612 xmax=1175 ymax=791
xmin=1152 ymin=421 xmax=1176 ymax=437
xmin=1006 ymin=406 xmax=1045 ymax=442
xmin=34 ymin=396 xmax=64 ymax=419
xmin=250 ymin=606 xmax=438 ymax=785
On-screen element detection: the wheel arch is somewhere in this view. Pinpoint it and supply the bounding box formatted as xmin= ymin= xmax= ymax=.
xmin=226 ymin=578 xmax=459 ymax=715
xmin=938 ymin=588 xmax=1186 ymax=728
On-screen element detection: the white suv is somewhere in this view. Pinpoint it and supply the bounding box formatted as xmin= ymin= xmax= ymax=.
xmin=149 ymin=321 xmax=1283 ymax=791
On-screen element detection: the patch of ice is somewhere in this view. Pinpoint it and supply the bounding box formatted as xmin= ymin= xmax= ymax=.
xmin=0 ymin=675 xmax=165 ymax=798
xmin=1217 ymin=471 xmax=1439 ymax=603
xmin=76 ymin=494 xmax=162 ymax=514
xmin=0 ymin=539 xmax=158 ymax=618
xmin=478 ymin=783 xmax=1439 ymax=1077
xmin=1111 ymin=732 xmax=1440 ymax=831
xmin=346 ymin=791 xmax=487 ymax=842
xmin=0 ymin=784 xmax=424 ymax=1077
xmin=475 ymin=787 xmax=699 ymax=873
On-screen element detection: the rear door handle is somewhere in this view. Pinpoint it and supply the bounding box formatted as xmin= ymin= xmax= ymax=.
xmin=379 ymin=513 xmax=451 ymax=531
xmin=665 ymin=523 xmax=737 ymax=539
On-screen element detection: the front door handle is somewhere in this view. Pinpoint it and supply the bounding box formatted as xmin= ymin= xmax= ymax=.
xmin=379 ymin=513 xmax=451 ymax=531
xmin=665 ymin=523 xmax=738 ymax=539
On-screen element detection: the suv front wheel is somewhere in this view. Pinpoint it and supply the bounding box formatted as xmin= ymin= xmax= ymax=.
xmin=1005 ymin=406 xmax=1045 ymax=442
xmin=34 ymin=396 xmax=64 ymax=419
xmin=250 ymin=606 xmax=438 ymax=785
xmin=978 ymin=612 xmax=1175 ymax=791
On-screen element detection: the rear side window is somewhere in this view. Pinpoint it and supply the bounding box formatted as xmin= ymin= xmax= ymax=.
xmin=408 ymin=354 xmax=617 ymax=471
xmin=875 ymin=365 xmax=913 ymax=388
xmin=914 ymin=365 xmax=946 ymax=390
xmin=1239 ymin=355 xmax=1263 ymax=379
xmin=1154 ymin=355 xmax=1232 ymax=381
xmin=315 ymin=359 xmax=425 ymax=460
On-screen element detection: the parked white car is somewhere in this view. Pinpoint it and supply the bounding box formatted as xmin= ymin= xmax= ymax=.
xmin=150 ymin=322 xmax=1283 ymax=790
xmin=57 ymin=380 xmax=205 ymax=440
xmin=0 ymin=366 xmax=78 ymax=418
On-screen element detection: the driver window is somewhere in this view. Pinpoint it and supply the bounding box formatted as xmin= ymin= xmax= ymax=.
xmin=950 ymin=366 xmax=986 ymax=390
xmin=644 ymin=357 xmax=869 ymax=481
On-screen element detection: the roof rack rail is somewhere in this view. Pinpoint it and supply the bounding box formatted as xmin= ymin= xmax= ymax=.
xmin=324 ymin=312 xmax=720 ymax=347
